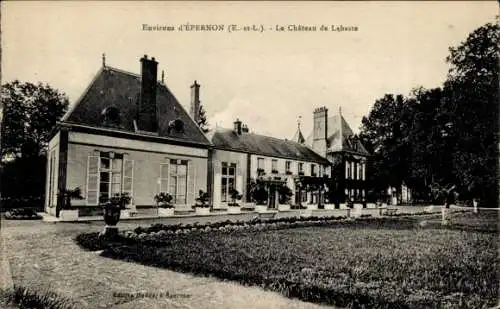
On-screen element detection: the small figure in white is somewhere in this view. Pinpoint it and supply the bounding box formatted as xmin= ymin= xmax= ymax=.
xmin=442 ymin=184 xmax=456 ymax=225
xmin=472 ymin=198 xmax=478 ymax=214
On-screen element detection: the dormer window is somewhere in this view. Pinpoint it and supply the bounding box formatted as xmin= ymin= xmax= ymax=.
xmin=101 ymin=106 xmax=121 ymax=128
xmin=167 ymin=118 xmax=185 ymax=134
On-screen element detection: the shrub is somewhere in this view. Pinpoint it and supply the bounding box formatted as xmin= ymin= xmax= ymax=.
xmin=278 ymin=185 xmax=293 ymax=204
xmin=58 ymin=187 xmax=84 ymax=210
xmin=0 ymin=285 xmax=74 ymax=309
xmin=194 ymin=190 xmax=210 ymax=208
xmin=4 ymin=208 xmax=41 ymax=220
xmin=228 ymin=188 xmax=243 ymax=206
xmin=154 ymin=192 xmax=174 ymax=208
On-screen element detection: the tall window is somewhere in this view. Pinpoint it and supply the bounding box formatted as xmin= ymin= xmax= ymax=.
xmin=271 ymin=159 xmax=278 ymax=173
xmin=87 ymin=152 xmax=133 ymax=205
xmin=170 ymin=159 xmax=188 ymax=204
xmin=311 ymin=164 xmax=316 ymax=176
xmin=257 ymin=158 xmax=264 ymax=169
xmin=346 ymin=161 xmax=351 ymax=179
xmin=358 ymin=163 xmax=363 ymax=180
xmin=99 ymin=154 xmax=123 ymax=203
xmin=221 ymin=162 xmax=236 ymax=202
xmin=298 ymin=162 xmax=304 ymax=174
xmin=285 ymin=161 xmax=291 ymax=173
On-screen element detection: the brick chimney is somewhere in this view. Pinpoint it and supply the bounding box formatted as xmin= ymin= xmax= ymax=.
xmin=312 ymin=106 xmax=328 ymax=157
xmin=234 ymin=119 xmax=242 ymax=135
xmin=137 ymin=55 xmax=158 ymax=132
xmin=190 ymin=81 xmax=200 ymax=123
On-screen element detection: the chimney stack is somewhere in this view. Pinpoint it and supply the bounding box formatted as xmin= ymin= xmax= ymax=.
xmin=312 ymin=106 xmax=328 ymax=157
xmin=190 ymin=81 xmax=201 ymax=123
xmin=138 ymin=55 xmax=159 ymax=132
xmin=234 ymin=119 xmax=242 ymax=135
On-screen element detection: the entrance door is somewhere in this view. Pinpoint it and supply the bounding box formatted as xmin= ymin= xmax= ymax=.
xmin=268 ymin=186 xmax=277 ymax=208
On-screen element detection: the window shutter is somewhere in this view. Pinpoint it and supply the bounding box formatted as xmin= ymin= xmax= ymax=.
xmin=213 ymin=160 xmax=221 ymax=207
xmin=123 ymin=159 xmax=134 ymax=197
xmin=236 ymin=162 xmax=243 ymax=194
xmin=186 ymin=161 xmax=196 ymax=205
xmin=160 ymin=161 xmax=170 ymax=193
xmin=86 ymin=155 xmax=100 ymax=205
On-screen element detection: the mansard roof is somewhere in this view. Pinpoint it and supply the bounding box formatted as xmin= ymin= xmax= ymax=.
xmin=61 ymin=66 xmax=211 ymax=146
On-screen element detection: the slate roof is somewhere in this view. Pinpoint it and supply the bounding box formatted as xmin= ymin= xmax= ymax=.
xmin=305 ymin=114 xmax=370 ymax=156
xmin=61 ymin=66 xmax=210 ymax=146
xmin=210 ymin=128 xmax=331 ymax=165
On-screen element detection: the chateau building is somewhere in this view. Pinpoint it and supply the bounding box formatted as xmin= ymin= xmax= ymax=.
xmin=301 ymin=107 xmax=370 ymax=207
xmin=45 ymin=55 xmax=370 ymax=217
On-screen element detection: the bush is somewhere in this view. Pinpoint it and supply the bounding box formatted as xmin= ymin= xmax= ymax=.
xmin=194 ymin=190 xmax=210 ymax=208
xmin=0 ymin=285 xmax=74 ymax=309
xmin=4 ymin=208 xmax=42 ymax=220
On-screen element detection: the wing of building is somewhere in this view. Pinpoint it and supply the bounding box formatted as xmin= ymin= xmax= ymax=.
xmin=208 ymin=120 xmax=331 ymax=209
xmin=302 ymin=107 xmax=370 ymax=206
xmin=45 ymin=55 xmax=211 ymax=216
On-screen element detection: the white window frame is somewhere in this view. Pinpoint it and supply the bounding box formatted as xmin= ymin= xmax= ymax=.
xmin=169 ymin=159 xmax=188 ymax=204
xmin=98 ymin=156 xmax=123 ymax=203
xmin=257 ymin=157 xmax=265 ymax=169
xmin=221 ymin=162 xmax=237 ymax=202
xmin=271 ymin=159 xmax=278 ymax=172
xmin=86 ymin=153 xmax=133 ymax=206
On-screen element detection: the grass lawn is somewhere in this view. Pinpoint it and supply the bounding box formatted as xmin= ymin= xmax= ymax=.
xmin=78 ymin=212 xmax=498 ymax=309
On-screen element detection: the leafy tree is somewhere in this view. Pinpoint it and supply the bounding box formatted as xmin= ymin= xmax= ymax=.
xmin=442 ymin=21 xmax=499 ymax=205
xmin=1 ymin=81 xmax=68 ymax=207
xmin=359 ymin=94 xmax=410 ymax=195
xmin=1 ymin=80 xmax=69 ymax=159
xmin=359 ymin=20 xmax=498 ymax=206
xmin=197 ymin=104 xmax=210 ymax=134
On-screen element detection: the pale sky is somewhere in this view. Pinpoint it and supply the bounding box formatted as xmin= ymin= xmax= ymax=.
xmin=2 ymin=1 xmax=496 ymax=138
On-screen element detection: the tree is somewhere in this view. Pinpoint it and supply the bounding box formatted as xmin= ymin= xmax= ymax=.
xmin=1 ymin=80 xmax=69 ymax=159
xmin=359 ymin=21 xmax=499 ymax=206
xmin=1 ymin=81 xmax=68 ymax=208
xmin=197 ymin=104 xmax=210 ymax=134
xmin=442 ymin=21 xmax=499 ymax=205
xmin=359 ymin=94 xmax=411 ymax=196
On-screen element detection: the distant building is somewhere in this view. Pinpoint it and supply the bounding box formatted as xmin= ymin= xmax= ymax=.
xmin=302 ymin=107 xmax=370 ymax=207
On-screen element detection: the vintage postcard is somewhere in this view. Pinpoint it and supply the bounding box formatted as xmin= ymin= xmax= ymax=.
xmin=1 ymin=1 xmax=498 ymax=309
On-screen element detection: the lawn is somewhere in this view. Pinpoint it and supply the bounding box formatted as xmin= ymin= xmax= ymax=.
xmin=78 ymin=213 xmax=498 ymax=309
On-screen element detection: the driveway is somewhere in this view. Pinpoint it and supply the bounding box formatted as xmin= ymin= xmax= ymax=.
xmin=1 ymin=218 xmax=332 ymax=309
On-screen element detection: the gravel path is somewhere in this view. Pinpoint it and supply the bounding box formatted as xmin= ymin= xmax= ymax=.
xmin=1 ymin=218 xmax=332 ymax=309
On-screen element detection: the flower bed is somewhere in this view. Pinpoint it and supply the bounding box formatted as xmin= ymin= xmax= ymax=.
xmin=4 ymin=208 xmax=42 ymax=220
xmin=75 ymin=212 xmax=498 ymax=309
